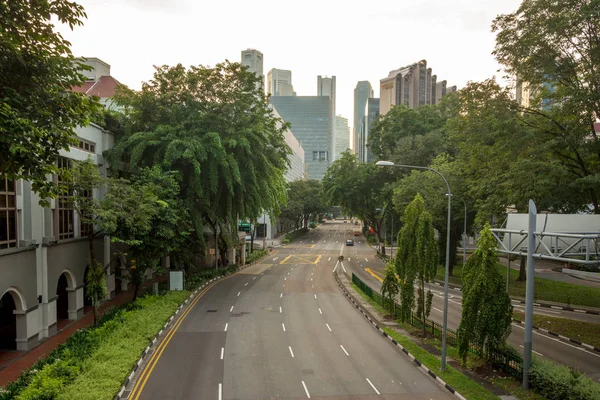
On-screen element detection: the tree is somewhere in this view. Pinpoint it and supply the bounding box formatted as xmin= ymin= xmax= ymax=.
xmin=457 ymin=223 xmax=513 ymax=362
xmin=322 ymin=151 xmax=393 ymax=254
xmin=0 ymin=0 xmax=101 ymax=204
xmin=380 ymin=262 xmax=400 ymax=317
xmin=493 ymin=0 xmax=600 ymax=213
xmin=106 ymin=61 xmax=291 ymax=257
xmin=395 ymin=194 xmax=438 ymax=336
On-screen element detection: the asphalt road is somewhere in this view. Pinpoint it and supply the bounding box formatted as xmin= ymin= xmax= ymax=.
xmin=333 ymin=222 xmax=600 ymax=382
xmin=127 ymin=223 xmax=454 ymax=399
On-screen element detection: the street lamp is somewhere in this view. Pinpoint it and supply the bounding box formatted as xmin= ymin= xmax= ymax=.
xmin=376 ymin=160 xmax=452 ymax=371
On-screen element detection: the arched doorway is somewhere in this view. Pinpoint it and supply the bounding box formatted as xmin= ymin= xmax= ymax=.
xmin=0 ymin=292 xmax=17 ymax=350
xmin=56 ymin=274 xmax=69 ymax=321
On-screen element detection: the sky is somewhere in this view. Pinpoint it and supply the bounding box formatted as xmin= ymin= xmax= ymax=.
xmin=57 ymin=0 xmax=522 ymax=148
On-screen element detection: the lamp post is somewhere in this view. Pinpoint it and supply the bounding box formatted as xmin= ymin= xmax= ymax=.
xmin=376 ymin=160 xmax=452 ymax=371
xmin=461 ymin=199 xmax=467 ymax=266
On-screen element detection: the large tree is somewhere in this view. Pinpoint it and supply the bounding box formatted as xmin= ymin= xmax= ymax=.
xmin=492 ymin=0 xmax=600 ymax=213
xmin=0 ymin=0 xmax=100 ymax=203
xmin=395 ymin=193 xmax=438 ymax=336
xmin=457 ymin=224 xmax=513 ymax=362
xmin=106 ymin=62 xmax=291 ymax=254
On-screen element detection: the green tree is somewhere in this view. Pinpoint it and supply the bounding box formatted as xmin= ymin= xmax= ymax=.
xmin=322 ymin=151 xmax=393 ymax=254
xmin=106 ymin=61 xmax=291 ymax=257
xmin=279 ymin=180 xmax=324 ymax=231
xmin=380 ymin=262 xmax=400 ymax=317
xmin=395 ymin=194 xmax=438 ymax=336
xmin=457 ymin=224 xmax=513 ymax=362
xmin=0 ymin=0 xmax=100 ymax=203
xmin=492 ymin=0 xmax=600 ymax=213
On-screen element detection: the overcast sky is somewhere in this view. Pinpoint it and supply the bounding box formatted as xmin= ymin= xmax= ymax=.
xmin=58 ymin=0 xmax=522 ymax=147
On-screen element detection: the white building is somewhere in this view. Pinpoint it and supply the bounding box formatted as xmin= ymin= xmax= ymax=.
xmin=241 ymin=48 xmax=264 ymax=92
xmin=334 ymin=115 xmax=350 ymax=161
xmin=317 ymin=75 xmax=337 ymax=166
xmin=267 ymin=68 xmax=294 ymax=97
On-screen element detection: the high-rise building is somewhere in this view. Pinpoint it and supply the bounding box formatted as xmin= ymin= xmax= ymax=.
xmin=353 ymin=81 xmax=373 ymax=154
xmin=380 ymin=60 xmax=454 ymax=115
xmin=267 ymin=68 xmax=294 ymax=96
xmin=241 ymin=48 xmax=264 ymax=92
xmin=334 ymin=115 xmax=350 ymax=161
xmin=317 ymin=76 xmax=336 ymax=165
xmin=358 ymin=98 xmax=380 ymax=163
xmin=269 ymin=96 xmax=331 ymax=180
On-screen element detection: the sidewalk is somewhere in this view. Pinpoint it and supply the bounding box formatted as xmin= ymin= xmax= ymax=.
xmin=0 ymin=275 xmax=166 ymax=388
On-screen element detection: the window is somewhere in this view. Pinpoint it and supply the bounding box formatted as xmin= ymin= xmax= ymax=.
xmin=75 ymin=138 xmax=96 ymax=153
xmin=57 ymin=157 xmax=74 ymax=240
xmin=318 ymin=151 xmax=328 ymax=161
xmin=313 ymin=151 xmax=319 ymax=161
xmin=0 ymin=176 xmax=17 ymax=249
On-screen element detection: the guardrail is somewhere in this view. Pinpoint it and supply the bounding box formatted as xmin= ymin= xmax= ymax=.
xmin=351 ymin=273 xmax=522 ymax=377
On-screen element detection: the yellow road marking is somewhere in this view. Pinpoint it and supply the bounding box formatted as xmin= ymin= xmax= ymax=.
xmin=365 ymin=268 xmax=383 ymax=282
xmin=315 ymin=255 xmax=322 ymax=264
xmin=130 ymin=276 xmax=231 ymax=399
xmin=280 ymin=255 xmax=292 ymax=264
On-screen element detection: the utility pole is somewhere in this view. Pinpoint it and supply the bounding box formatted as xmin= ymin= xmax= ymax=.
xmin=263 ymin=214 xmax=266 ymax=250
xmin=523 ymin=200 xmax=536 ymax=388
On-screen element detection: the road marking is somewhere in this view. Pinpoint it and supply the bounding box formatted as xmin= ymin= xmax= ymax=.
xmin=237 ymin=291 xmax=241 ymax=297
xmin=288 ymin=272 xmax=290 ymax=276
xmin=280 ymin=293 xmax=283 ymax=298
xmin=519 ymin=344 xmax=543 ymax=356
xmin=273 ymin=257 xmax=279 ymax=261
xmin=319 ymin=308 xmax=323 ymax=314
xmin=365 ymin=258 xmax=368 ymax=262
xmin=328 ymin=257 xmax=331 ymax=261
xmin=311 ymin=277 xmax=313 ymax=281
xmin=314 ymin=294 xmax=318 ymax=299
xmin=512 ymin=324 xmax=600 ymax=358
xmin=245 ymin=282 xmax=248 ymax=286
xmin=366 ymin=378 xmax=380 ymax=395
xmin=326 ymin=323 xmax=332 ymax=332
xmin=433 ymin=307 xmax=443 ymax=313
xmin=253 ymin=277 xmax=256 ymax=280
xmin=219 ymin=383 xmax=223 ymax=400
xmin=291 ymin=267 xmax=294 ymax=271
xmin=224 ymin=323 xmax=228 ymax=332
xmin=282 ymin=323 xmax=286 ymax=332
xmin=285 ymin=277 xmax=287 ymax=280
xmin=220 ymin=347 xmax=224 ymax=360
xmin=340 ymin=345 xmax=349 ymax=356
xmin=301 ymin=381 xmax=311 ymax=398
xmin=332 ymin=261 xmax=339 ymax=272
xmin=230 ymin=305 xmax=234 ymax=312
xmin=336 ymin=241 xmax=339 ymax=243
xmin=365 ymin=268 xmax=383 ymax=283
xmin=348 ymin=258 xmax=351 ymax=261
xmin=280 ymin=306 xmax=282 ymax=313
xmin=341 ymin=262 xmax=347 ymax=273
xmin=289 ymin=346 xmax=295 ymax=357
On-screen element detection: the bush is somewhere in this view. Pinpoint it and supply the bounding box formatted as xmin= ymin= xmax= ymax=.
xmin=284 ymin=228 xmax=308 ymax=243
xmin=247 ymin=249 xmax=268 ymax=264
xmin=529 ymin=358 xmax=600 ymax=400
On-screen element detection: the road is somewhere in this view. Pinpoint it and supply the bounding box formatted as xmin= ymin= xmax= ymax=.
xmin=333 ymin=222 xmax=600 ymax=382
xmin=127 ymin=223 xmax=454 ymax=399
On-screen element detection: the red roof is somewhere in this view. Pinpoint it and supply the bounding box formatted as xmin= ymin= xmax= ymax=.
xmin=73 ymin=76 xmax=122 ymax=98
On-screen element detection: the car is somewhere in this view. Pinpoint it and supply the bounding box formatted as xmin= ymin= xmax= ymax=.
xmin=353 ymin=231 xmax=360 ymax=236
xmin=346 ymin=239 xmax=354 ymax=246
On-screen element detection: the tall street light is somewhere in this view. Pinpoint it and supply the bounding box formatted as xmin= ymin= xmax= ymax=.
xmin=376 ymin=160 xmax=452 ymax=371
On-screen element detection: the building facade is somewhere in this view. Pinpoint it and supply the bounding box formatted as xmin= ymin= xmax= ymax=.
xmin=353 ymin=81 xmax=373 ymax=154
xmin=317 ymin=76 xmax=336 ymax=162
xmin=334 ymin=116 xmax=350 ymax=160
xmin=241 ymin=48 xmax=264 ymax=92
xmin=267 ymin=68 xmax=294 ymax=96
xmin=358 ymin=98 xmax=380 ymax=163
xmin=269 ymin=96 xmax=331 ymax=180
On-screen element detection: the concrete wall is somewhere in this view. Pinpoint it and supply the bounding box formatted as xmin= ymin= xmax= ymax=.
xmin=0 ymin=248 xmax=37 ymax=310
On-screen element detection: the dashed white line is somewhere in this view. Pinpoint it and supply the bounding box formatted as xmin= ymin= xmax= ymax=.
xmin=366 ymin=378 xmax=380 ymax=395
xmin=218 ymin=383 xmax=223 ymax=400
xmin=220 ymin=347 xmax=224 ymax=360
xmin=319 ymin=308 xmax=323 ymax=314
xmin=512 ymin=324 xmax=600 ymax=357
xmin=340 ymin=345 xmax=349 ymax=356
xmin=519 ymin=344 xmax=543 ymax=356
xmin=280 ymin=293 xmax=283 ymax=298
xmin=224 ymin=323 xmax=228 ymax=332
xmin=289 ymin=346 xmax=295 ymax=357
xmin=282 ymin=323 xmax=286 ymax=332
xmin=348 ymin=257 xmax=351 ymax=261
xmin=326 ymin=323 xmax=332 ymax=332
xmin=433 ymin=307 xmax=443 ymax=313
xmin=237 ymin=291 xmax=241 ymax=297
xmin=328 ymin=257 xmax=331 ymax=261
xmin=245 ymin=282 xmax=248 ymax=286
xmin=252 ymin=277 xmax=256 ymax=280
xmin=279 ymin=306 xmax=282 ymax=313
xmin=285 ymin=277 xmax=287 ymax=280
xmin=230 ymin=305 xmax=234 ymax=312
xmin=301 ymin=381 xmax=311 ymax=398
xmin=365 ymin=258 xmax=369 ymax=262
xmin=314 ymin=294 xmax=318 ymax=299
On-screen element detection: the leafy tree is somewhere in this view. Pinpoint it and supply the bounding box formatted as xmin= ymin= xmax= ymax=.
xmin=457 ymin=223 xmax=513 ymax=362
xmin=322 ymin=151 xmax=393 ymax=254
xmin=395 ymin=194 xmax=438 ymax=336
xmin=380 ymin=262 xmax=400 ymax=317
xmin=106 ymin=61 xmax=291 ymax=258
xmin=279 ymin=180 xmax=324 ymax=230
xmin=0 ymin=0 xmax=101 ymax=203
xmin=493 ymin=0 xmax=600 ymax=213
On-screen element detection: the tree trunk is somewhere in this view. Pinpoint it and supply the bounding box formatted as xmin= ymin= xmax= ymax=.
xmin=88 ymin=234 xmax=99 ymax=327
xmin=421 ymin=278 xmax=427 ymax=337
xmin=517 ymin=255 xmax=526 ymax=282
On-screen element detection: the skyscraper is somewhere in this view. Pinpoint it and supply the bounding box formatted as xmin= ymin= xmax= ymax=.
xmin=317 ymin=76 xmax=336 ymax=166
xmin=334 ymin=115 xmax=350 ymax=161
xmin=358 ymin=98 xmax=380 ymax=163
xmin=267 ymin=68 xmax=294 ymax=96
xmin=353 ymin=81 xmax=373 ymax=155
xmin=241 ymin=48 xmax=264 ymax=92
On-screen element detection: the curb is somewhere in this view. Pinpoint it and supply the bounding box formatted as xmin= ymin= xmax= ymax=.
xmin=511 ymin=318 xmax=600 ymax=354
xmin=333 ymin=272 xmax=467 ymax=400
xmin=432 ymin=280 xmax=600 ymax=316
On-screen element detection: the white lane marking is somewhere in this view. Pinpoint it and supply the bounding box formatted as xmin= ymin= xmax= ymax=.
xmin=336 ymin=241 xmax=339 ymax=243
xmin=328 ymin=257 xmax=331 ymax=261
xmin=279 ymin=306 xmax=282 ymax=313
xmin=280 ymin=293 xmax=283 ymax=298
xmin=289 ymin=346 xmax=295 ymax=357
xmin=319 ymin=308 xmax=323 ymax=314
xmin=224 ymin=323 xmax=228 ymax=332
xmin=230 ymin=305 xmax=234 ymax=312
xmin=433 ymin=307 xmax=443 ymax=313
xmin=253 ymin=277 xmax=256 ymax=280
xmin=282 ymin=323 xmax=286 ymax=332
xmin=245 ymin=282 xmax=248 ymax=286
xmin=219 ymin=383 xmax=223 ymax=400
xmin=519 ymin=344 xmax=543 ymax=356
xmin=301 ymin=381 xmax=311 ymax=398
xmin=512 ymin=324 xmax=600 ymax=358
xmin=332 ymin=261 xmax=338 ymax=272
xmin=366 ymin=378 xmax=380 ymax=395
xmin=348 ymin=258 xmax=351 ymax=261
xmin=314 ymin=294 xmax=318 ymax=299
xmin=288 ymin=272 xmax=290 ymax=276
xmin=311 ymin=277 xmax=313 ymax=281
xmin=291 ymin=268 xmax=294 ymax=271
xmin=220 ymin=347 xmax=224 ymax=360
xmin=273 ymin=257 xmax=279 ymax=261
xmin=326 ymin=323 xmax=332 ymax=332
xmin=237 ymin=291 xmax=241 ymax=297
xmin=365 ymin=258 xmax=369 ymax=262
xmin=285 ymin=277 xmax=287 ymax=280
xmin=340 ymin=345 xmax=350 ymax=356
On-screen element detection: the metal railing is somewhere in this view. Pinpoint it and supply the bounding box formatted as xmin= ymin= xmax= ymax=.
xmin=351 ymin=273 xmax=522 ymax=377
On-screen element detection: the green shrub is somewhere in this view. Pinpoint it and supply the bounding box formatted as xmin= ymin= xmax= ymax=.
xmin=16 ymin=358 xmax=80 ymax=400
xmin=529 ymin=358 xmax=600 ymax=400
xmin=246 ymin=249 xmax=268 ymax=264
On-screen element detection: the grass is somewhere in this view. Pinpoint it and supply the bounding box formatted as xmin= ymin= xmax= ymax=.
xmin=436 ymin=263 xmax=600 ymax=308
xmin=513 ymin=311 xmax=600 ymax=349
xmin=350 ymin=284 xmax=500 ymax=400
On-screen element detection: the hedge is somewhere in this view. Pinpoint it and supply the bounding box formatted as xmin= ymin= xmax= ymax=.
xmin=529 ymin=358 xmax=600 ymax=400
